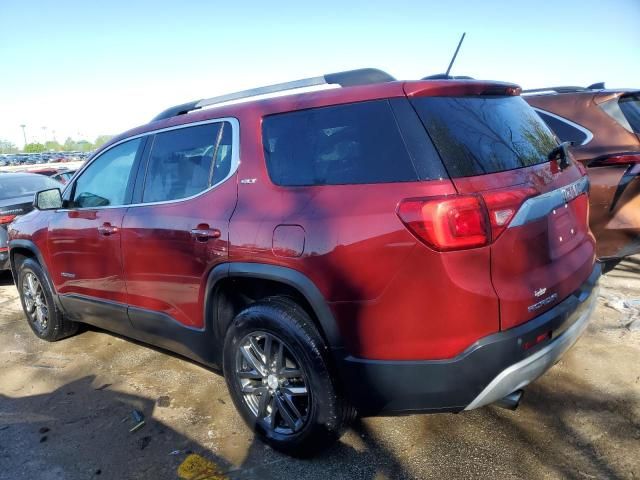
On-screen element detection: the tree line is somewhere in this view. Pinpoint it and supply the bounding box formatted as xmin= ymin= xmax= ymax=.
xmin=0 ymin=135 xmax=113 ymax=154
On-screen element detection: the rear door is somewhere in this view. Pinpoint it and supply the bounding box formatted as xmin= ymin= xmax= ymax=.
xmin=121 ymin=120 xmax=238 ymax=330
xmin=411 ymin=94 xmax=596 ymax=330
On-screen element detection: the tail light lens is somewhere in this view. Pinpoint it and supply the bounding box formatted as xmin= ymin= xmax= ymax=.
xmin=397 ymin=187 xmax=537 ymax=251
xmin=590 ymin=153 xmax=640 ymax=167
xmin=0 ymin=215 xmax=17 ymax=225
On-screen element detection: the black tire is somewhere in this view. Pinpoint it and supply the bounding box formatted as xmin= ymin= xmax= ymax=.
xmin=223 ymin=296 xmax=355 ymax=456
xmin=17 ymin=258 xmax=78 ymax=341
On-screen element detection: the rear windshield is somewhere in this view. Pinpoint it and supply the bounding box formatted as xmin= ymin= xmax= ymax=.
xmin=411 ymin=96 xmax=558 ymax=178
xmin=262 ymin=100 xmax=435 ymax=186
xmin=0 ymin=175 xmax=60 ymax=201
xmin=619 ymin=94 xmax=640 ymax=134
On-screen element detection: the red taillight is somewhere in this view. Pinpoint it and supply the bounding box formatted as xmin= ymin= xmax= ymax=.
xmin=590 ymin=153 xmax=640 ymax=167
xmin=0 ymin=247 xmax=7 ymax=253
xmin=0 ymin=215 xmax=17 ymax=225
xmin=397 ymin=187 xmax=537 ymax=251
xmin=482 ymin=187 xmax=538 ymax=240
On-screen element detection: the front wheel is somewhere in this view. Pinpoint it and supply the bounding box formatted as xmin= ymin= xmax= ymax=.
xmin=223 ymin=297 xmax=354 ymax=456
xmin=17 ymin=258 xmax=78 ymax=341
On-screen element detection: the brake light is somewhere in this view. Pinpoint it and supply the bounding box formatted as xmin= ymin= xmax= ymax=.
xmin=590 ymin=153 xmax=640 ymax=167
xmin=397 ymin=187 xmax=537 ymax=251
xmin=482 ymin=187 xmax=537 ymax=240
xmin=0 ymin=215 xmax=17 ymax=225
xmin=0 ymin=247 xmax=7 ymax=253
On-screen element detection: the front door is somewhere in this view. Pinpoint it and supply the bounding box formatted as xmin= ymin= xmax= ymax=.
xmin=47 ymin=137 xmax=144 ymax=324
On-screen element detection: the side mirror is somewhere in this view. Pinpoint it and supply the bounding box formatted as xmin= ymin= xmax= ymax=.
xmin=34 ymin=188 xmax=63 ymax=210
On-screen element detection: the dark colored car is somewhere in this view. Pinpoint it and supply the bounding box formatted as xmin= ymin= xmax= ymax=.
xmin=8 ymin=68 xmax=599 ymax=455
xmin=0 ymin=173 xmax=61 ymax=271
xmin=524 ymin=85 xmax=640 ymax=259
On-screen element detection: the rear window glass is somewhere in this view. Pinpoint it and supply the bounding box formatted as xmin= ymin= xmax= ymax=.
xmin=0 ymin=175 xmax=60 ymax=201
xmin=262 ymin=100 xmax=424 ymax=186
xmin=535 ymin=110 xmax=590 ymax=145
xmin=619 ymin=94 xmax=640 ymax=134
xmin=412 ymin=96 xmax=558 ymax=178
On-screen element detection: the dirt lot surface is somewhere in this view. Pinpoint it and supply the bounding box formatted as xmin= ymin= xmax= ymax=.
xmin=1 ymin=259 xmax=639 ymax=479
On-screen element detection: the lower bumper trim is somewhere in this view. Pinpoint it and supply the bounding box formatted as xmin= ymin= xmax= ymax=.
xmin=464 ymin=284 xmax=599 ymax=410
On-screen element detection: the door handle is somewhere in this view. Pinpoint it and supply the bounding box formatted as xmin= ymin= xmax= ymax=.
xmin=190 ymin=226 xmax=221 ymax=241
xmin=97 ymin=223 xmax=119 ymax=236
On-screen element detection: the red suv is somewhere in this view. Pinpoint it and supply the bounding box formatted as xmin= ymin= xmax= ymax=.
xmin=8 ymin=69 xmax=599 ymax=455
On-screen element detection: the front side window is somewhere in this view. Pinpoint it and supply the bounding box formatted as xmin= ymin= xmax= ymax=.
xmin=72 ymin=138 xmax=141 ymax=208
xmin=142 ymin=122 xmax=233 ymax=203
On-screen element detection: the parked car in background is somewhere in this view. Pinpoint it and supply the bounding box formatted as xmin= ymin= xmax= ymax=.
xmin=8 ymin=69 xmax=599 ymax=455
xmin=1 ymin=173 xmax=61 ymax=271
xmin=525 ymin=85 xmax=640 ymax=259
xmin=50 ymin=170 xmax=76 ymax=185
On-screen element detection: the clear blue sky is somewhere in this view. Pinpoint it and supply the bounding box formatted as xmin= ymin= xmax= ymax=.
xmin=1 ymin=0 xmax=638 ymax=148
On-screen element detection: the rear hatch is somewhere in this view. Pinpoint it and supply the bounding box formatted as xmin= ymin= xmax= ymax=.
xmin=408 ymin=86 xmax=596 ymax=330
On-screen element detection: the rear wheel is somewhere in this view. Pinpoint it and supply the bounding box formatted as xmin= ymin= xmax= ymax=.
xmin=223 ymin=297 xmax=354 ymax=456
xmin=17 ymin=258 xmax=78 ymax=341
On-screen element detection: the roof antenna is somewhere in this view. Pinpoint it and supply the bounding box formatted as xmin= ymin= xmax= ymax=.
xmin=445 ymin=32 xmax=466 ymax=78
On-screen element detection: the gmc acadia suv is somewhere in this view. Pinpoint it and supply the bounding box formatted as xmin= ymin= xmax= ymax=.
xmin=8 ymin=68 xmax=600 ymax=455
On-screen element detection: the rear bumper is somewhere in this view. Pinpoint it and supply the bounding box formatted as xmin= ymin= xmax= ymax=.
xmin=338 ymin=263 xmax=600 ymax=415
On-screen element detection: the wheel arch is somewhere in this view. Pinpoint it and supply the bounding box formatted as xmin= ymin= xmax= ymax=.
xmin=204 ymin=263 xmax=343 ymax=353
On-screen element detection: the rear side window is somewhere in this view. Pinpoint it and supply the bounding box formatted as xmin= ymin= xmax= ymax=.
xmin=618 ymin=94 xmax=640 ymax=133
xmin=535 ymin=110 xmax=590 ymax=145
xmin=142 ymin=122 xmax=233 ymax=203
xmin=262 ymin=100 xmax=436 ymax=186
xmin=412 ymin=96 xmax=558 ymax=178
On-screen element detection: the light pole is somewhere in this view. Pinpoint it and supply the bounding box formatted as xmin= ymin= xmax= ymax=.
xmin=20 ymin=124 xmax=27 ymax=147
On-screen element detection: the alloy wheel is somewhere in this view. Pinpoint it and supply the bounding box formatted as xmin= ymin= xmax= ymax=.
xmin=22 ymin=272 xmax=48 ymax=333
xmin=235 ymin=331 xmax=310 ymax=435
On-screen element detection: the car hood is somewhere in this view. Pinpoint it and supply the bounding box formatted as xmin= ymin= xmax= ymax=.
xmin=0 ymin=195 xmax=35 ymax=216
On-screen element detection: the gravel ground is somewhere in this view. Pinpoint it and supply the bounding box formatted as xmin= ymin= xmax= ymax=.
xmin=0 ymin=258 xmax=639 ymax=480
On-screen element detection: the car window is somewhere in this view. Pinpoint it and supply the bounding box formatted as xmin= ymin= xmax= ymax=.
xmin=0 ymin=175 xmax=60 ymax=200
xmin=142 ymin=122 xmax=233 ymax=203
xmin=535 ymin=110 xmax=590 ymax=145
xmin=262 ymin=100 xmax=430 ymax=186
xmin=72 ymin=138 xmax=141 ymax=208
xmin=411 ymin=96 xmax=558 ymax=178
xmin=619 ymin=94 xmax=640 ymax=134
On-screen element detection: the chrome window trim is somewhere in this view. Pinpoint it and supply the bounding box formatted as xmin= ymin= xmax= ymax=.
xmin=509 ymin=176 xmax=590 ymax=228
xmin=60 ymin=117 xmax=240 ymax=211
xmin=532 ymin=108 xmax=593 ymax=146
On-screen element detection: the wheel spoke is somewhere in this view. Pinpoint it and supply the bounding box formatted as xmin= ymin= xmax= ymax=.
xmin=269 ymin=396 xmax=279 ymax=429
xmin=274 ymin=394 xmax=296 ymax=429
xmin=263 ymin=335 xmax=273 ymax=368
xmin=280 ymin=392 xmax=303 ymax=425
xmin=242 ymin=384 xmax=266 ymax=395
xmin=275 ymin=342 xmax=284 ymax=372
xmin=257 ymin=389 xmax=271 ymax=418
xmin=237 ymin=369 xmax=263 ymax=380
xmin=241 ymin=345 xmax=266 ymax=376
xmin=282 ymin=385 xmax=308 ymax=396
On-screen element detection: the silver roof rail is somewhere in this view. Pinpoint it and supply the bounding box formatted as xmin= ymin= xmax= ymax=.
xmin=151 ymin=68 xmax=396 ymax=122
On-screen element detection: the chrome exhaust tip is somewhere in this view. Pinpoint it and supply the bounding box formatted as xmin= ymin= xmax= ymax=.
xmin=494 ymin=390 xmax=524 ymax=410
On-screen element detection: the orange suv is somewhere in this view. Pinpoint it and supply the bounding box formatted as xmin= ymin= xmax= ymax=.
xmin=524 ymin=85 xmax=640 ymax=260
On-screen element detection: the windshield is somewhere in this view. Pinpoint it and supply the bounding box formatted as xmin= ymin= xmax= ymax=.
xmin=411 ymin=96 xmax=558 ymax=178
xmin=0 ymin=175 xmax=60 ymax=201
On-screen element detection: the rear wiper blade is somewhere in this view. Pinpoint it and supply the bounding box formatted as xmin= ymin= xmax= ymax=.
xmin=547 ymin=141 xmax=574 ymax=171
